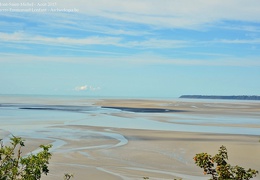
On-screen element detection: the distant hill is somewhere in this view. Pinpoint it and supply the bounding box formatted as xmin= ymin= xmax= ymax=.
xmin=179 ymin=95 xmax=260 ymax=100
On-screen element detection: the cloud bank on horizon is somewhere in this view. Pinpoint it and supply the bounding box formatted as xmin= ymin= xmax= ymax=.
xmin=0 ymin=0 xmax=260 ymax=97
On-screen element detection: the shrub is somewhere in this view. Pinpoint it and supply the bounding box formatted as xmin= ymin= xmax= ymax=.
xmin=0 ymin=136 xmax=52 ymax=180
xmin=194 ymin=145 xmax=258 ymax=180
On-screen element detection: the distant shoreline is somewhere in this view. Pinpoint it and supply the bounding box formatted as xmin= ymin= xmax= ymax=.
xmin=179 ymin=95 xmax=260 ymax=101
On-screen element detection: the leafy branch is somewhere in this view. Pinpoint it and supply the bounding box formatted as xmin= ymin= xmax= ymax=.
xmin=194 ymin=145 xmax=258 ymax=180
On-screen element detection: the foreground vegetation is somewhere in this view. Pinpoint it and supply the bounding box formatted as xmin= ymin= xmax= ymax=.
xmin=194 ymin=145 xmax=258 ymax=180
xmin=0 ymin=136 xmax=73 ymax=180
xmin=0 ymin=136 xmax=52 ymax=179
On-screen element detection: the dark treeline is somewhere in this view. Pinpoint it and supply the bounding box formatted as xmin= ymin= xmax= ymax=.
xmin=179 ymin=95 xmax=260 ymax=100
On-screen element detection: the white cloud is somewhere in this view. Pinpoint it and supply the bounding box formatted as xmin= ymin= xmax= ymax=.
xmin=1 ymin=53 xmax=260 ymax=67
xmin=214 ymin=38 xmax=260 ymax=44
xmin=54 ymin=0 xmax=260 ymax=29
xmin=0 ymin=32 xmax=121 ymax=46
xmin=74 ymin=85 xmax=101 ymax=91
xmin=2 ymin=0 xmax=259 ymax=30
xmin=123 ymin=39 xmax=189 ymax=49
xmin=75 ymin=85 xmax=87 ymax=91
xmin=1 ymin=0 xmax=260 ymax=31
xmin=0 ymin=32 xmax=190 ymax=49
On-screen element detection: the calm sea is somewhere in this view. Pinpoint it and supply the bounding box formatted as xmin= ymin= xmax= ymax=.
xmin=0 ymin=94 xmax=260 ymax=141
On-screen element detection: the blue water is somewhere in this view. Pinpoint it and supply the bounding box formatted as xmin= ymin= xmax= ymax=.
xmin=0 ymin=95 xmax=260 ymax=138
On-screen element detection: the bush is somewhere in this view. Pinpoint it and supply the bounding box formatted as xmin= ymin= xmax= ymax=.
xmin=194 ymin=145 xmax=258 ymax=180
xmin=0 ymin=136 xmax=52 ymax=180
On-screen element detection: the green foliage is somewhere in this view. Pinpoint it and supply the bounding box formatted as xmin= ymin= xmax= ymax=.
xmin=194 ymin=145 xmax=258 ymax=180
xmin=0 ymin=136 xmax=52 ymax=180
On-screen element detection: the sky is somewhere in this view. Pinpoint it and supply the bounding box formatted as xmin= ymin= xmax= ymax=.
xmin=0 ymin=0 xmax=260 ymax=98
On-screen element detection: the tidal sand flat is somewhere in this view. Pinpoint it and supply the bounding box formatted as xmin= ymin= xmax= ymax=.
xmin=0 ymin=96 xmax=260 ymax=179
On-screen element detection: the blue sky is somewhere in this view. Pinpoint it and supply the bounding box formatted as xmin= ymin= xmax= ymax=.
xmin=0 ymin=0 xmax=260 ymax=98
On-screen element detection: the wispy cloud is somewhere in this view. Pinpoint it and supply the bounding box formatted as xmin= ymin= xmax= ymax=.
xmin=2 ymin=0 xmax=259 ymax=32
xmin=217 ymin=24 xmax=260 ymax=33
xmin=214 ymin=38 xmax=260 ymax=44
xmin=0 ymin=32 xmax=121 ymax=46
xmin=1 ymin=1 xmax=259 ymax=67
xmin=1 ymin=53 xmax=259 ymax=67
xmin=0 ymin=32 xmax=190 ymax=49
xmin=123 ymin=39 xmax=189 ymax=49
xmin=55 ymin=0 xmax=260 ymax=29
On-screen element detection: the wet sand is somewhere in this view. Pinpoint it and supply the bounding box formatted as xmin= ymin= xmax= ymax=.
xmin=40 ymin=126 xmax=260 ymax=180
xmin=1 ymin=98 xmax=260 ymax=179
xmin=43 ymin=99 xmax=260 ymax=180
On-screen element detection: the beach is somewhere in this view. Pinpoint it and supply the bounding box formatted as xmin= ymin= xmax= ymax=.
xmin=0 ymin=96 xmax=260 ymax=179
